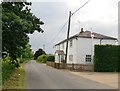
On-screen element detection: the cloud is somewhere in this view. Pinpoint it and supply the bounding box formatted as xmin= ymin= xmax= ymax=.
xmin=28 ymin=0 xmax=119 ymax=53
xmin=28 ymin=2 xmax=69 ymax=53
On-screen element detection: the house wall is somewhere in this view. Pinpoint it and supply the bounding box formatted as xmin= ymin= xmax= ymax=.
xmin=55 ymin=38 xmax=116 ymax=64
xmin=76 ymin=38 xmax=116 ymax=64
xmin=55 ymin=54 xmax=59 ymax=63
xmin=55 ymin=43 xmax=66 ymax=53
xmin=67 ymin=38 xmax=78 ymax=64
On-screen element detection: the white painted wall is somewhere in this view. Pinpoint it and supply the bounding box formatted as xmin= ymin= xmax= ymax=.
xmin=55 ymin=37 xmax=116 ymax=64
xmin=76 ymin=38 xmax=116 ymax=64
xmin=55 ymin=54 xmax=59 ymax=63
xmin=67 ymin=39 xmax=78 ymax=64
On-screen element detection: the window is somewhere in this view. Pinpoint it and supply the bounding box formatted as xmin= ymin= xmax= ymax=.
xmin=69 ymin=55 xmax=73 ymax=61
xmin=70 ymin=40 xmax=73 ymax=47
xmin=56 ymin=46 xmax=59 ymax=50
xmin=86 ymin=55 xmax=91 ymax=62
xmin=58 ymin=45 xmax=60 ymax=50
xmin=62 ymin=43 xmax=64 ymax=49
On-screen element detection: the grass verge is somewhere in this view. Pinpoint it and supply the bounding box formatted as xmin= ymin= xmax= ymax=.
xmin=2 ymin=64 xmax=25 ymax=89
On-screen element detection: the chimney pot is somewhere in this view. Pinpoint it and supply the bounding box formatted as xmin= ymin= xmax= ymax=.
xmin=80 ymin=28 xmax=84 ymax=33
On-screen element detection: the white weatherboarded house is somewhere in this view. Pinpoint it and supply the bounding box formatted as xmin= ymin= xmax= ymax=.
xmin=55 ymin=28 xmax=117 ymax=64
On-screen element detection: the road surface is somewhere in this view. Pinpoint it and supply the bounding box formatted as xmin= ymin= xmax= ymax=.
xmin=25 ymin=60 xmax=115 ymax=89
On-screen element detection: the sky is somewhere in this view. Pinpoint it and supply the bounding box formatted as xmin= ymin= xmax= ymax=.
xmin=27 ymin=0 xmax=119 ymax=54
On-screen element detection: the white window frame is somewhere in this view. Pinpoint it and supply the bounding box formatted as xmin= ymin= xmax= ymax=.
xmin=70 ymin=40 xmax=73 ymax=47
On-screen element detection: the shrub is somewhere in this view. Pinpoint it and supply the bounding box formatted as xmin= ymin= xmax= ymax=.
xmin=37 ymin=54 xmax=47 ymax=63
xmin=94 ymin=45 xmax=120 ymax=72
xmin=2 ymin=60 xmax=16 ymax=83
xmin=47 ymin=55 xmax=55 ymax=62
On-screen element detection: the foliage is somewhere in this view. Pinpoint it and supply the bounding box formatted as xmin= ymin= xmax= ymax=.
xmin=46 ymin=54 xmax=55 ymax=62
xmin=2 ymin=2 xmax=44 ymax=62
xmin=94 ymin=45 xmax=120 ymax=72
xmin=2 ymin=58 xmax=16 ymax=83
xmin=34 ymin=48 xmax=46 ymax=60
xmin=22 ymin=44 xmax=34 ymax=59
xmin=37 ymin=54 xmax=47 ymax=63
xmin=2 ymin=56 xmax=31 ymax=83
xmin=2 ymin=64 xmax=25 ymax=89
xmin=36 ymin=54 xmax=55 ymax=63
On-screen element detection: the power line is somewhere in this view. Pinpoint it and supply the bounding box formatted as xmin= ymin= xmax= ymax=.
xmin=72 ymin=0 xmax=90 ymax=16
xmin=65 ymin=0 xmax=91 ymax=63
xmin=44 ymin=0 xmax=91 ymax=48
xmin=45 ymin=20 xmax=68 ymax=46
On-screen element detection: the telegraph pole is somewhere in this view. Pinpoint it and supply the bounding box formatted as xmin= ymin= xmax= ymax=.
xmin=65 ymin=11 xmax=72 ymax=63
xmin=64 ymin=0 xmax=90 ymax=65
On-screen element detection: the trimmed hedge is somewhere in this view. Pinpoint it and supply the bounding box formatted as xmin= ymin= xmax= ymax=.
xmin=47 ymin=55 xmax=55 ymax=62
xmin=94 ymin=45 xmax=120 ymax=72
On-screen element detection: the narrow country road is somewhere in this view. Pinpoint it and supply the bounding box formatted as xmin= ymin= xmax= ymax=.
xmin=25 ymin=60 xmax=115 ymax=89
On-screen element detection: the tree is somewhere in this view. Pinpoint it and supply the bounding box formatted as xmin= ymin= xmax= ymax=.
xmin=2 ymin=2 xmax=44 ymax=62
xmin=22 ymin=44 xmax=34 ymax=58
xmin=34 ymin=48 xmax=46 ymax=60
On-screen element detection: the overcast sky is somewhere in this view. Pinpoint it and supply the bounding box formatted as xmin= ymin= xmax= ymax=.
xmin=27 ymin=0 xmax=119 ymax=54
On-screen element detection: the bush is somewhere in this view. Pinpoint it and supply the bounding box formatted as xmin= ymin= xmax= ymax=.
xmin=2 ymin=59 xmax=16 ymax=83
xmin=37 ymin=54 xmax=47 ymax=63
xmin=47 ymin=55 xmax=55 ymax=62
xmin=94 ymin=45 xmax=120 ymax=72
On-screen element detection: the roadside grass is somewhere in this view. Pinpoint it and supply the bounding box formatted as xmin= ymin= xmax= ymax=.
xmin=2 ymin=64 xmax=25 ymax=89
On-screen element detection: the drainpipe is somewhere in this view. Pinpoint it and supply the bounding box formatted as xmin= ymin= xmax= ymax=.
xmin=100 ymin=38 xmax=103 ymax=45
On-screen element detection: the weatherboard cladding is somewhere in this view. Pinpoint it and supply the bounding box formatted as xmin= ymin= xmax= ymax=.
xmin=55 ymin=31 xmax=117 ymax=46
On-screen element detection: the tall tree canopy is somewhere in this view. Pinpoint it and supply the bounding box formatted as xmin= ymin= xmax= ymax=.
xmin=34 ymin=48 xmax=46 ymax=60
xmin=2 ymin=2 xmax=44 ymax=60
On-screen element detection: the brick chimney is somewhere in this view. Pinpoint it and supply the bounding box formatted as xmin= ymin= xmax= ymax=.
xmin=80 ymin=28 xmax=84 ymax=33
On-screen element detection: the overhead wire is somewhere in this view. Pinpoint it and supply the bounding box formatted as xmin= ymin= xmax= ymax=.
xmin=44 ymin=0 xmax=91 ymax=47
xmin=45 ymin=20 xmax=68 ymax=46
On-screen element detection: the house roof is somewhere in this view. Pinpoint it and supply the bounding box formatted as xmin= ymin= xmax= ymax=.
xmin=55 ymin=50 xmax=65 ymax=55
xmin=55 ymin=30 xmax=117 ymax=46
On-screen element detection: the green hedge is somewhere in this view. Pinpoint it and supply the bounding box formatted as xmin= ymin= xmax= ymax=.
xmin=47 ymin=55 xmax=55 ymax=62
xmin=94 ymin=45 xmax=120 ymax=72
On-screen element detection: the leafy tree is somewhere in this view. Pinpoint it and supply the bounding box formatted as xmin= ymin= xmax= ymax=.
xmin=34 ymin=48 xmax=46 ymax=60
xmin=22 ymin=44 xmax=34 ymax=58
xmin=2 ymin=2 xmax=44 ymax=63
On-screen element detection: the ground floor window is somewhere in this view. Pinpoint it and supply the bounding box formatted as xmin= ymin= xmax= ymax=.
xmin=69 ymin=55 xmax=73 ymax=61
xmin=85 ymin=55 xmax=91 ymax=62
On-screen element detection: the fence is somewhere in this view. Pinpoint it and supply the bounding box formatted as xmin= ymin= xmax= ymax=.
xmin=46 ymin=61 xmax=93 ymax=71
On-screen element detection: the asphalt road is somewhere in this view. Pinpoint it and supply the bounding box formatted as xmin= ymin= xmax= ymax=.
xmin=25 ymin=60 xmax=115 ymax=89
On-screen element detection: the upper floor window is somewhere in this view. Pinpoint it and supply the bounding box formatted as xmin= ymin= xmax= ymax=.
xmin=70 ymin=40 xmax=73 ymax=47
xmin=56 ymin=45 xmax=60 ymax=50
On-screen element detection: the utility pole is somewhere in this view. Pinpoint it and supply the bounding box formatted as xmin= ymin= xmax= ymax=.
xmin=118 ymin=1 xmax=120 ymax=45
xmin=64 ymin=0 xmax=90 ymax=67
xmin=65 ymin=11 xmax=72 ymax=64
